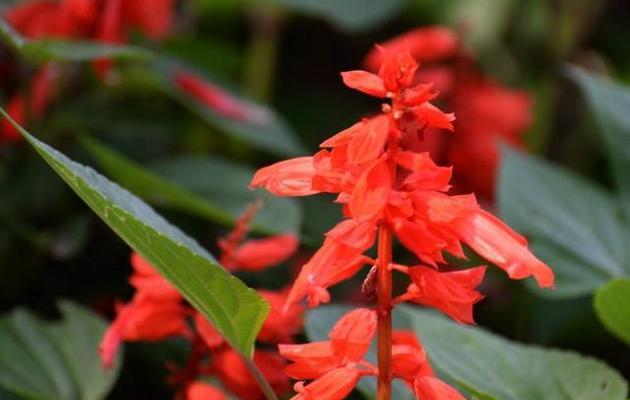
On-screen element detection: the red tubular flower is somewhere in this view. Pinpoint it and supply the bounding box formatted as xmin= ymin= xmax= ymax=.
xmin=396 ymin=265 xmax=487 ymax=324
xmin=250 ymin=157 xmax=319 ymax=196
xmin=212 ymin=349 xmax=289 ymax=400
xmin=172 ymin=70 xmax=265 ymax=122
xmin=229 ymin=234 xmax=299 ymax=271
xmin=186 ymin=381 xmax=227 ymax=400
xmin=455 ymin=210 xmax=554 ymax=288
xmin=279 ymin=308 xmax=377 ymax=397
xmin=257 ymin=290 xmax=304 ymax=344
xmin=414 ymin=376 xmax=465 ymax=400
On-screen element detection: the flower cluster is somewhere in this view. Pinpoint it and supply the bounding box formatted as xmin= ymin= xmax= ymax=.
xmin=1 ymin=0 xmax=175 ymax=142
xmin=364 ymin=26 xmax=532 ymax=199
xmin=250 ymin=47 xmax=554 ymax=398
xmin=99 ymin=204 xmax=301 ymax=400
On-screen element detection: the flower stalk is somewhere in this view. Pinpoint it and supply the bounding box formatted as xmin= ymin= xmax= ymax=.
xmin=376 ymin=224 xmax=393 ymax=400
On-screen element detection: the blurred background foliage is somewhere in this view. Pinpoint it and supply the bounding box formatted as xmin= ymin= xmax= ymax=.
xmin=0 ymin=0 xmax=629 ymax=398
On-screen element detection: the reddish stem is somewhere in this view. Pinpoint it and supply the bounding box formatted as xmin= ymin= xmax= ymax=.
xmin=376 ymin=224 xmax=393 ymax=400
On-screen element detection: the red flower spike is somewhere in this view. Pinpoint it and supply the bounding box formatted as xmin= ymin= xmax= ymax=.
xmin=250 ymin=157 xmax=319 ymax=197
xmin=186 ymin=381 xmax=227 ymax=400
xmin=456 ymin=210 xmax=555 ymax=288
xmin=231 ymin=234 xmax=299 ymax=271
xmin=340 ymin=70 xmax=387 ymax=98
xmin=194 ymin=312 xmax=225 ymax=349
xmin=414 ymin=376 xmax=466 ymax=400
xmin=257 ymin=290 xmax=304 ymax=344
xmin=400 ymin=265 xmax=487 ymax=324
xmin=329 ymin=308 xmax=377 ymax=363
xmin=213 ymin=349 xmax=289 ymax=400
xmin=290 ymin=367 xmax=361 ymax=400
xmin=128 ymin=252 xmax=181 ymax=299
xmin=325 ymin=219 xmax=377 ymax=252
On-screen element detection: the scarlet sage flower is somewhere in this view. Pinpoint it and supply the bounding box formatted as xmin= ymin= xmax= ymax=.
xmin=172 ymin=70 xmax=270 ymax=123
xmin=0 ymin=94 xmax=25 ymax=144
xmin=252 ymin=46 xmax=553 ymax=398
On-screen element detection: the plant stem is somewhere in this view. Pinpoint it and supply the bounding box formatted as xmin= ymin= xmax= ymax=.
xmin=376 ymin=224 xmax=393 ymax=400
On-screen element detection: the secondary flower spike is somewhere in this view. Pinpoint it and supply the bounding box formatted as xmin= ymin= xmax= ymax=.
xmin=252 ymin=45 xmax=554 ymax=399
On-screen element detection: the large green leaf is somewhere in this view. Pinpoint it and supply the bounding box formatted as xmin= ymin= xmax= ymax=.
xmin=498 ymin=147 xmax=630 ymax=298
xmin=270 ymin=0 xmax=408 ymax=31
xmin=0 ymin=19 xmax=149 ymax=62
xmin=568 ymin=67 xmax=630 ymax=200
xmin=154 ymin=60 xmax=305 ymax=157
xmin=594 ymin=278 xmax=630 ymax=346
xmin=1 ymin=110 xmax=268 ymax=359
xmin=0 ymin=301 xmax=121 ymax=400
xmin=306 ymin=305 xmax=629 ymax=400
xmin=81 ymin=137 xmax=301 ymax=234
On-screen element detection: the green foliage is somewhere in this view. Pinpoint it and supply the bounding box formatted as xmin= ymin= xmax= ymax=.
xmin=0 ymin=19 xmax=149 ymax=62
xmin=82 ymin=137 xmax=302 ymax=234
xmin=306 ymin=305 xmax=629 ymax=400
xmin=269 ymin=0 xmax=408 ymax=31
xmin=594 ymin=278 xmax=630 ymax=345
xmin=2 ymin=111 xmax=269 ymax=359
xmin=569 ymin=67 xmax=630 ymax=201
xmin=0 ymin=301 xmax=121 ymax=400
xmin=498 ymin=147 xmax=630 ymax=298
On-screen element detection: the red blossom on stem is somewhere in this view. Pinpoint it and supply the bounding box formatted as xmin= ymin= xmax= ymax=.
xmin=251 ymin=44 xmax=554 ymax=399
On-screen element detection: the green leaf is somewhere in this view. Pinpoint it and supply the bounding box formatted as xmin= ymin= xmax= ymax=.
xmin=0 ymin=19 xmax=149 ymax=62
xmin=1 ymin=110 xmax=269 ymax=358
xmin=0 ymin=300 xmax=121 ymax=400
xmin=270 ymin=0 xmax=408 ymax=31
xmin=306 ymin=305 xmax=629 ymax=400
xmin=594 ymin=278 xmax=630 ymax=345
xmin=82 ymin=137 xmax=301 ymax=234
xmin=568 ymin=66 xmax=630 ymax=200
xmin=498 ymin=146 xmax=630 ymax=298
xmin=155 ymin=60 xmax=305 ymax=156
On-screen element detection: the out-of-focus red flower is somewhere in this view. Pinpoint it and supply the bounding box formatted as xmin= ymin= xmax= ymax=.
xmin=212 ymin=349 xmax=290 ymax=400
xmin=0 ymin=94 xmax=25 ymax=143
xmin=99 ymin=295 xmax=189 ymax=368
xmin=128 ymin=252 xmax=182 ymax=299
xmin=194 ymin=312 xmax=225 ymax=349
xmin=29 ymin=63 xmax=58 ymax=119
xmin=257 ymin=290 xmax=303 ymax=344
xmin=229 ymin=234 xmax=299 ymax=271
xmin=364 ymin=26 xmax=460 ymax=71
xmin=186 ymin=381 xmax=227 ymax=400
xmin=172 ymin=70 xmax=261 ymax=122
xmin=121 ymin=0 xmax=174 ymax=40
